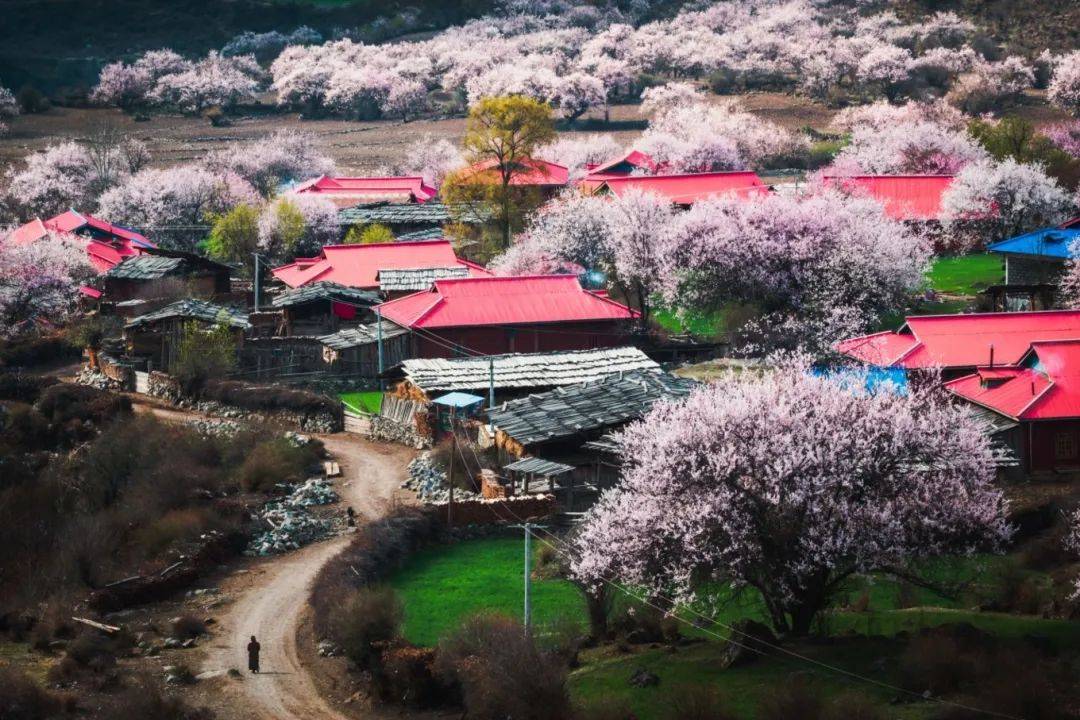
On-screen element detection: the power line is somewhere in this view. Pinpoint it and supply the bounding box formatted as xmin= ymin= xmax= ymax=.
xmin=443 ymin=419 xmax=1022 ymax=720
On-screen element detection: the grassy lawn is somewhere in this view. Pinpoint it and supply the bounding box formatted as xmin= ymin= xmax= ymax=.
xmin=926 ymin=254 xmax=1003 ymax=295
xmin=339 ymin=391 xmax=383 ymax=414
xmin=653 ymin=306 xmax=727 ymax=337
xmin=389 ymin=538 xmax=1080 ymax=719
xmin=389 ymin=537 xmax=587 ymax=647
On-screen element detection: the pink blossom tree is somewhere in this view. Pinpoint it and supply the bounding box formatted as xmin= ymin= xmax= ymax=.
xmin=830 ymin=120 xmax=987 ymax=175
xmin=382 ymin=135 xmax=464 ymax=189
xmin=206 ymin=130 xmax=336 ymax=196
xmin=1049 ymin=51 xmax=1080 ymax=116
xmin=536 ymin=133 xmax=622 ymax=179
xmin=658 ymin=190 xmax=930 ymax=355
xmin=1058 ymin=240 xmax=1080 ymax=310
xmin=942 ymin=159 xmax=1076 ymax=244
xmin=571 ymin=363 xmax=1011 ymax=635
xmin=258 ymin=193 xmax=339 ymax=259
xmin=380 ymin=78 xmax=428 ymax=122
xmin=3 ymin=142 xmax=98 ymax=220
xmin=1044 ymin=122 xmax=1080 ymax=158
xmin=97 ymin=165 xmax=259 ymax=251
xmin=0 ymin=233 xmax=96 ymax=338
xmin=148 ymin=51 xmax=262 ymax=113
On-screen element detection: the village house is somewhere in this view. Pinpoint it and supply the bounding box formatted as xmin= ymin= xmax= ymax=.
xmin=269 ymin=281 xmax=380 ymax=336
xmin=391 ymin=346 xmax=660 ymax=403
xmin=821 ymin=175 xmax=955 ymax=222
xmin=837 ymin=310 xmax=1080 ymax=380
xmin=373 ymin=275 xmax=641 ymax=358
xmin=124 ymin=299 xmax=251 ymax=371
xmin=945 ymin=339 xmax=1080 ymax=476
xmin=291 ymin=175 xmax=438 ymax=207
xmin=337 ymin=202 xmax=489 ymax=239
xmin=96 ymin=249 xmax=232 ymax=303
xmin=591 ymin=171 xmax=768 ymax=206
xmin=6 ymin=209 xmax=155 ymax=273
xmin=270 ymin=239 xmax=491 ymax=291
xmin=984 ymin=218 xmax=1080 ymax=311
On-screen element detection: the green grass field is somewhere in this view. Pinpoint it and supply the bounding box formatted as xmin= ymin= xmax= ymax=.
xmin=926 ymin=254 xmax=1003 ymax=295
xmin=339 ymin=391 xmax=383 ymax=414
xmin=388 ymin=538 xmax=1080 ymax=719
xmin=389 ymin=537 xmax=587 ymax=647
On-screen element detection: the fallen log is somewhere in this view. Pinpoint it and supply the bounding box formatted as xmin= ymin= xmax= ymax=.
xmin=72 ymin=616 xmax=120 ymax=634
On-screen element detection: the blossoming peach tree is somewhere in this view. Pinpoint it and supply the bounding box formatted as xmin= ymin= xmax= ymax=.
xmin=571 ymin=363 xmax=1011 ymax=636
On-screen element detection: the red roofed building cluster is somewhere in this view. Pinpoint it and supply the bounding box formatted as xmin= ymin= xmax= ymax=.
xmin=945 ymin=340 xmax=1080 ymax=473
xmin=272 ymin=240 xmax=490 ymax=290
xmin=594 ymin=171 xmax=768 ymax=206
xmin=291 ymin=175 xmax=438 ymax=207
xmin=822 ymin=175 xmax=955 ymax=221
xmin=5 ymin=209 xmax=155 ymax=273
xmin=375 ymin=275 xmax=639 ymax=357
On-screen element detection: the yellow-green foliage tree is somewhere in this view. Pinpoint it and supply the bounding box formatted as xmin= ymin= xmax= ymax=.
xmin=260 ymin=197 xmax=307 ymax=258
xmin=172 ymin=321 xmax=238 ymax=394
xmin=343 ymin=223 xmax=396 ymax=245
xmin=205 ymin=204 xmax=260 ymax=270
xmin=443 ymin=95 xmax=556 ymax=251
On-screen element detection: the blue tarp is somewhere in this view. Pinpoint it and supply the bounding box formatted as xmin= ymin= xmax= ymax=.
xmin=432 ymin=391 xmax=486 ymax=408
xmin=813 ymin=366 xmax=908 ymax=395
xmin=987 ymin=224 xmax=1080 ymax=260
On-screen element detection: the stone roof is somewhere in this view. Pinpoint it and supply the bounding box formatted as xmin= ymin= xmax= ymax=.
xmin=377 ymin=266 xmax=470 ymax=292
xmin=338 ymin=202 xmax=486 ymax=226
xmin=487 ymin=370 xmax=697 ymax=446
xmin=104 ymin=255 xmax=185 ymax=280
xmin=317 ymin=320 xmax=409 ymax=350
xmin=401 ymin=346 xmax=659 ymax=394
xmin=125 ymin=299 xmax=251 ymax=330
xmin=395 ymin=227 xmax=445 ymax=241
xmin=271 ymin=281 xmax=380 ymax=308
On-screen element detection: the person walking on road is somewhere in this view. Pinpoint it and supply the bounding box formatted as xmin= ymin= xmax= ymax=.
xmin=247 ymin=635 xmax=261 ymax=673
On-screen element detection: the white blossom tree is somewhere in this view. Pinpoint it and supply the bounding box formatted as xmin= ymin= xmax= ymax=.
xmin=1049 ymin=51 xmax=1080 ymax=116
xmin=572 ymin=363 xmax=1011 ymax=636
xmin=0 ymin=85 xmax=19 ymax=136
xmin=382 ymin=135 xmax=464 ymax=189
xmin=3 ymin=142 xmax=98 ymax=220
xmin=206 ymin=130 xmax=335 ymax=196
xmin=0 ymin=233 xmax=96 ymax=338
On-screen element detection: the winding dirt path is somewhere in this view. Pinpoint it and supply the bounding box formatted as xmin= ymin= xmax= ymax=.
xmin=198 ymin=434 xmax=415 ymax=720
xmin=131 ymin=398 xmax=415 ymax=719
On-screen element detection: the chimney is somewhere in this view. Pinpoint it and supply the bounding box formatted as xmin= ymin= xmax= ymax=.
xmin=989 ymin=344 xmax=995 ymax=368
xmin=1031 ymin=381 xmax=1036 ymax=396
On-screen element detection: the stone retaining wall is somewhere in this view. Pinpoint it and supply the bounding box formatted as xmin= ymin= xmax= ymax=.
xmin=429 ymin=494 xmax=556 ymax=526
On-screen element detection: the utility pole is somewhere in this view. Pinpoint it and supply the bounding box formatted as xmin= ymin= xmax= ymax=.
xmin=252 ymin=253 xmax=261 ymax=312
xmin=376 ymin=306 xmax=385 ymax=378
xmin=446 ymin=409 xmax=456 ymax=528
xmin=512 ymin=522 xmax=546 ymax=635
xmin=488 ymin=356 xmax=495 ymax=408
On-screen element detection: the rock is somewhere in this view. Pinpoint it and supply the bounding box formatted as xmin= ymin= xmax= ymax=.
xmin=402 ymin=452 xmax=481 ymax=505
xmin=628 ymin=668 xmax=659 ymax=688
xmin=182 ymin=638 xmax=196 ymax=648
xmin=163 ymin=637 xmax=183 ymax=649
xmin=716 ymin=620 xmax=777 ymax=670
xmin=317 ymin=640 xmax=340 ymax=657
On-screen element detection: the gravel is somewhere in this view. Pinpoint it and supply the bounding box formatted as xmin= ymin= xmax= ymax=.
xmin=246 ymin=477 xmax=339 ymax=556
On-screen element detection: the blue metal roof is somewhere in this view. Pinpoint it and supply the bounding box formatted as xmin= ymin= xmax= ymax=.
xmin=987 ymin=222 xmax=1080 ymax=260
xmin=432 ymin=391 xmax=486 ymax=408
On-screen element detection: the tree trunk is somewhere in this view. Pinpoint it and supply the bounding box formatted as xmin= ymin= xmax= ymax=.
xmin=583 ymin=585 xmax=612 ymax=641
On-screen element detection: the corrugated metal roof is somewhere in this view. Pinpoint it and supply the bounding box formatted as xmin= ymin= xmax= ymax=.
xmin=988 ymin=218 xmax=1080 ymax=260
xmin=376 ymin=275 xmax=639 ymax=330
xmin=487 ymin=370 xmax=697 ymax=446
xmin=837 ymin=310 xmax=1080 ymax=370
xmin=271 ymin=240 xmax=491 ymax=289
xmin=126 ymin=299 xmax=251 ymax=330
xmin=293 ymin=175 xmax=437 ymax=203
xmin=597 ymin=171 xmax=767 ymax=204
xmin=822 ymin=175 xmax=955 ymax=221
xmin=271 ymin=281 xmax=380 ymax=308
xmin=503 ymin=457 xmax=575 ymax=476
xmin=317 ymin=320 xmax=408 ymax=350
xmin=104 ymin=255 xmax=184 ymax=280
xmin=377 ymin=266 xmax=469 ymax=292
xmin=401 ymin=346 xmax=659 ymax=393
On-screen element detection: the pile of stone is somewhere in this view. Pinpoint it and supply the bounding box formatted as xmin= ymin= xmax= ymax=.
xmin=402 ymin=453 xmax=480 ymax=504
xmin=190 ymin=418 xmax=242 ymax=436
xmin=246 ymin=477 xmax=338 ymax=556
xmin=74 ymin=366 xmax=118 ymax=390
xmin=369 ymin=415 xmax=431 ymax=449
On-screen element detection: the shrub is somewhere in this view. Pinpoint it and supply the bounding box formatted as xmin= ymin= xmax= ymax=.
xmin=236 ymin=438 xmax=313 ymax=492
xmin=65 ymin=631 xmax=117 ymax=671
xmin=172 ymin=323 xmax=237 ymax=395
xmin=0 ymin=667 xmax=63 ymax=720
xmin=757 ymin=675 xmax=825 ymax=720
xmin=344 ymin=223 xmax=395 ymax=244
xmin=200 ymin=379 xmax=339 ymax=416
xmin=435 ymin=613 xmax=571 ymax=720
xmin=0 ymin=335 xmax=79 ymax=369
xmin=899 ymin=634 xmax=971 ymax=695
xmin=16 ymin=85 xmax=49 ymax=113
xmin=172 ymin=615 xmax=207 ymax=640
xmin=111 ymin=673 xmax=209 ymax=719
xmin=134 ymin=507 xmax=222 ymax=557
xmin=665 ymin=686 xmax=737 ymax=720
xmin=35 ymin=383 xmax=131 ymax=427
xmin=332 ymin=586 xmax=403 ymax=671
xmin=0 ymin=373 xmax=56 ymax=403
xmin=542 ymin=613 xmax=586 ymax=668
xmin=378 ymin=644 xmax=446 ymax=707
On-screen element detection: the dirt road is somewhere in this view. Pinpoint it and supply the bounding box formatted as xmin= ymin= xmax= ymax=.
xmin=197 ymin=434 xmax=415 ymax=720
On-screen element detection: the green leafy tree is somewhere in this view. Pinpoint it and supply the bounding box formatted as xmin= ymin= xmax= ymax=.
xmin=343 ymin=223 xmax=395 ymax=245
xmin=260 ymin=197 xmax=307 ymax=259
xmin=205 ymin=204 xmax=260 ymax=269
xmin=447 ymin=95 xmax=556 ymax=249
xmin=969 ymin=116 xmax=1080 ymax=192
xmin=172 ymin=321 xmax=237 ymax=395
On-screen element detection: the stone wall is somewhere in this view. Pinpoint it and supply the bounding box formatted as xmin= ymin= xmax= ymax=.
xmin=97 ymin=353 xmax=135 ymax=390
xmin=428 ymin=494 xmax=556 ymax=526
xmin=1005 ymin=255 xmax=1065 ymax=286
xmin=147 ymin=371 xmax=182 ymax=403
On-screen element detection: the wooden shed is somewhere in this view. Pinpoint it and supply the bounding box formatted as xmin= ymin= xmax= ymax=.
xmin=124 ymin=299 xmax=251 ymax=371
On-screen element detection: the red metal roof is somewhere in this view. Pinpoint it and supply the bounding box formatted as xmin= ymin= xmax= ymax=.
xmin=822 ymin=175 xmax=954 ymax=221
xmin=292 ymin=175 xmax=437 ymax=206
xmin=461 ymin=158 xmax=569 ymax=187
xmin=838 ymin=310 xmax=1080 ymax=370
xmin=271 ymin=240 xmax=491 ymax=290
xmin=5 ymin=210 xmax=154 ymax=273
xmin=946 ymin=339 xmax=1080 ymax=420
xmin=375 ymin=275 xmax=639 ymax=329
xmin=598 ymin=171 xmax=767 ymax=205
xmin=588 ymin=150 xmax=660 ymax=177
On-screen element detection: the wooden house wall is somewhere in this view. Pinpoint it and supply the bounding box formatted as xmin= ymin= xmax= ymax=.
xmin=410 ymin=321 xmax=631 ymax=359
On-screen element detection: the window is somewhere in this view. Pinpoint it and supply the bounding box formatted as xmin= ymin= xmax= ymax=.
xmin=1055 ymin=432 xmax=1077 ymax=461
